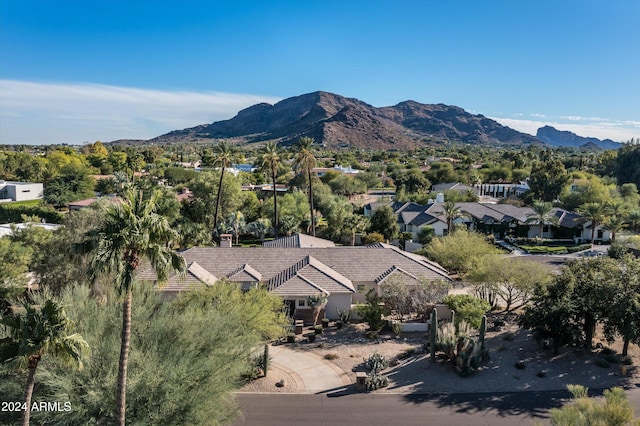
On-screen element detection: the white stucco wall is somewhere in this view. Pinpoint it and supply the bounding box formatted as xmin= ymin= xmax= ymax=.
xmin=324 ymin=293 xmax=352 ymax=320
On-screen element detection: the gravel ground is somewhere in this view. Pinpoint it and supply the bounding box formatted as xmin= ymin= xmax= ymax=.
xmin=241 ymin=319 xmax=640 ymax=394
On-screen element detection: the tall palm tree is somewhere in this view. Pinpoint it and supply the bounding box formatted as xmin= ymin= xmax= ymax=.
xmin=442 ymin=201 xmax=462 ymax=234
xmin=260 ymin=141 xmax=282 ymax=236
xmin=0 ymin=299 xmax=88 ymax=426
xmin=578 ymin=202 xmax=609 ymax=245
xmin=294 ymin=137 xmax=317 ymax=236
xmin=603 ymin=215 xmax=626 ymax=242
xmin=78 ymin=188 xmax=186 ymax=426
xmin=212 ymin=141 xmax=234 ymax=232
xmin=526 ymin=200 xmax=555 ymax=238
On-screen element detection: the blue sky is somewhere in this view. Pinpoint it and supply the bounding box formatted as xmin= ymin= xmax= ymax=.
xmin=1 ymin=0 xmax=638 ymax=145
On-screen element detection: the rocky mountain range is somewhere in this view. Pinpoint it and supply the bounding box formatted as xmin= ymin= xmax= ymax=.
xmin=112 ymin=91 xmax=619 ymax=150
xmin=144 ymin=91 xmax=541 ymax=149
xmin=536 ymin=125 xmax=620 ymax=150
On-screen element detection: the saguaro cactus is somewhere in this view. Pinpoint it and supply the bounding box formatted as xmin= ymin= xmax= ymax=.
xmin=478 ymin=315 xmax=487 ymax=351
xmin=430 ymin=307 xmax=438 ymax=362
xmin=262 ymin=344 xmax=269 ymax=377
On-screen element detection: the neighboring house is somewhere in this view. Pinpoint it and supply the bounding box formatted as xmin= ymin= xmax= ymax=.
xmin=367 ymin=200 xmax=611 ymax=243
xmin=431 ymin=182 xmax=477 ymax=194
xmin=311 ymin=165 xmax=361 ymax=177
xmin=0 ymin=222 xmax=61 ymax=237
xmin=0 ymin=180 xmax=43 ymax=202
xmin=67 ymin=196 xmax=120 ymax=211
xmin=262 ymin=233 xmax=336 ymax=248
xmin=241 ymin=183 xmax=289 ymax=194
xmin=475 ymin=181 xmax=530 ymax=199
xmin=140 ymin=235 xmax=451 ymax=323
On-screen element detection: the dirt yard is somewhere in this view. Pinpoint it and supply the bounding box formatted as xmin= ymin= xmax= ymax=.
xmin=241 ymin=315 xmax=640 ymax=394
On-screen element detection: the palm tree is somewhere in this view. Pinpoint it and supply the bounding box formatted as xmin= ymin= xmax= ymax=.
xmin=578 ymin=202 xmax=609 ymax=245
xmin=603 ymin=215 xmax=626 ymax=242
xmin=294 ymin=137 xmax=317 ymax=236
xmin=442 ymin=201 xmax=462 ymax=234
xmin=526 ymin=200 xmax=555 ymax=238
xmin=212 ymin=141 xmax=234 ymax=233
xmin=626 ymin=210 xmax=640 ymax=233
xmin=224 ymin=211 xmax=246 ymax=246
xmin=260 ymin=141 xmax=282 ymax=236
xmin=246 ymin=218 xmax=272 ymax=242
xmin=0 ymin=299 xmax=88 ymax=426
xmin=78 ymin=188 xmax=186 ymax=426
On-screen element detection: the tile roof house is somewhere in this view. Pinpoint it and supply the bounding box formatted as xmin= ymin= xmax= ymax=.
xmin=141 ymin=238 xmax=451 ymax=323
xmin=367 ymin=200 xmax=610 ymax=243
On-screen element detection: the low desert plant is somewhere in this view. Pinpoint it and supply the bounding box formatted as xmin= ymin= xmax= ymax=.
xmin=365 ymin=373 xmax=389 ymax=392
xmin=502 ymin=332 xmax=516 ymax=341
xmin=515 ymin=361 xmax=526 ymax=369
xmin=314 ymin=325 xmax=323 ymax=335
xmin=392 ymin=321 xmax=402 ymax=337
xmin=397 ymin=347 xmax=417 ymax=360
xmin=305 ymin=333 xmax=316 ymax=343
xmin=286 ymin=333 xmax=296 ymax=343
xmin=324 ymin=353 xmax=338 ymax=360
xmin=604 ymin=354 xmax=619 ymax=364
xmin=595 ymin=359 xmax=611 ymax=368
xmin=335 ymin=320 xmax=344 ymax=329
xmin=364 ymin=352 xmax=389 ymax=373
xmin=621 ymin=355 xmax=633 ymax=366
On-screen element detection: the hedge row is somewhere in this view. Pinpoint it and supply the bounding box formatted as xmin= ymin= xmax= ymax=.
xmin=0 ymin=204 xmax=64 ymax=224
xmin=520 ymin=245 xmax=568 ymax=254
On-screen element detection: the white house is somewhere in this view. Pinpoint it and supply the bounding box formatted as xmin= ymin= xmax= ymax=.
xmin=0 ymin=180 xmax=43 ymax=202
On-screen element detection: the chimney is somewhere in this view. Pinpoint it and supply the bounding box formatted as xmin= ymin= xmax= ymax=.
xmin=220 ymin=234 xmax=232 ymax=248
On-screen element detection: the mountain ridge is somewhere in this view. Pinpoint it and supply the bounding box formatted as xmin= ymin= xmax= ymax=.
xmin=111 ymin=91 xmax=617 ymax=150
xmin=536 ymin=125 xmax=620 ymax=150
xmin=140 ymin=91 xmax=541 ymax=149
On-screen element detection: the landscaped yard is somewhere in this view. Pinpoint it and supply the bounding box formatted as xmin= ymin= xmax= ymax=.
xmin=242 ymin=316 xmax=640 ymax=394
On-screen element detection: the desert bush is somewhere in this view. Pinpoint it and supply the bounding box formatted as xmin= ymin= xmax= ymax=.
xmin=365 ymin=373 xmax=389 ymax=392
xmin=364 ymin=352 xmax=389 ymax=373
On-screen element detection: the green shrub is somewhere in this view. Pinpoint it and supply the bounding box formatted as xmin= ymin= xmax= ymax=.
xmin=567 ymin=244 xmax=593 ymax=254
xmin=314 ymin=325 xmax=323 ymax=335
xmin=0 ymin=203 xmax=64 ymax=224
xmin=335 ymin=320 xmax=344 ymax=329
xmin=286 ymin=333 xmax=296 ymax=343
xmin=442 ymin=294 xmax=491 ymax=328
xmin=604 ymin=354 xmax=619 ymax=364
xmin=520 ymin=245 xmax=568 ymax=254
xmin=305 ymin=333 xmax=316 ymax=343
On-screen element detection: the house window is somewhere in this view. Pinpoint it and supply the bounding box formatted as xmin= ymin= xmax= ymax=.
xmin=597 ymin=230 xmax=603 ymax=239
xmin=542 ymin=225 xmax=549 ymax=233
xmin=297 ymin=299 xmax=307 ymax=307
xmin=22 ymin=189 xmax=31 ymax=193
xmin=357 ymin=284 xmax=367 ymax=292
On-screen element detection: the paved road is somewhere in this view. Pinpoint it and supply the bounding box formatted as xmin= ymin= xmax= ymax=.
xmin=234 ymin=388 xmax=640 ymax=426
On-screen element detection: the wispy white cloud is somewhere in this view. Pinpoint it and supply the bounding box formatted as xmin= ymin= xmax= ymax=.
xmin=492 ymin=114 xmax=639 ymax=143
xmin=0 ymin=80 xmax=281 ymax=144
